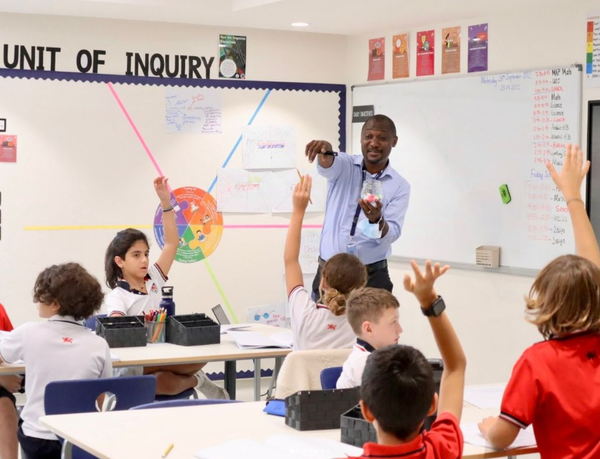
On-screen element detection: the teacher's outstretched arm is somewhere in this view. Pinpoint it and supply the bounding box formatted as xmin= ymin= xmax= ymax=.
xmin=305 ymin=140 xmax=334 ymax=168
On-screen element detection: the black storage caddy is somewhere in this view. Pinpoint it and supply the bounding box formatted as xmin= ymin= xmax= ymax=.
xmin=340 ymin=405 xmax=377 ymax=447
xmin=166 ymin=313 xmax=220 ymax=346
xmin=96 ymin=315 xmax=146 ymax=348
xmin=285 ymin=387 xmax=360 ymax=431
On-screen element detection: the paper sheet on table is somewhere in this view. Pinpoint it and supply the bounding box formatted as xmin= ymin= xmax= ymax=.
xmin=228 ymin=331 xmax=292 ymax=349
xmin=461 ymin=423 xmax=536 ymax=449
xmin=195 ymin=436 xmax=362 ymax=459
xmin=220 ymin=324 xmax=252 ymax=334
xmin=464 ymin=384 xmax=506 ymax=409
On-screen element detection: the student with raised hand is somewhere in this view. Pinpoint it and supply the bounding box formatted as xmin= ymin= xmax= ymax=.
xmin=285 ymin=174 xmax=368 ymax=350
xmin=345 ymin=260 xmax=466 ymax=459
xmin=0 ymin=264 xmax=112 ymax=459
xmin=105 ymin=177 xmax=227 ymax=399
xmin=479 ymin=144 xmax=600 ymax=458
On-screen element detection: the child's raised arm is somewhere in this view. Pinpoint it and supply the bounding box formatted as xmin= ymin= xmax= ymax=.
xmin=284 ymin=175 xmax=312 ymax=296
xmin=154 ymin=177 xmax=178 ymax=276
xmin=403 ymin=260 xmax=466 ymax=421
xmin=546 ymin=144 xmax=598 ymax=266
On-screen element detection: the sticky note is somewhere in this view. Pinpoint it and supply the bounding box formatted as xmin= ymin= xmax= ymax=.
xmin=499 ymin=184 xmax=511 ymax=204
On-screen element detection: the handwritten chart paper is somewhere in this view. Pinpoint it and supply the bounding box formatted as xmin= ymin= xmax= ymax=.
xmin=266 ymin=169 xmax=327 ymax=213
xmin=216 ymin=169 xmax=270 ymax=213
xmin=587 ymin=12 xmax=600 ymax=87
xmin=299 ymin=230 xmax=321 ymax=274
xmin=242 ymin=125 xmax=296 ymax=169
xmin=165 ymin=87 xmax=222 ymax=133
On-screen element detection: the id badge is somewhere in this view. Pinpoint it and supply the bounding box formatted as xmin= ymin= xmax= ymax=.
xmin=346 ymin=239 xmax=358 ymax=256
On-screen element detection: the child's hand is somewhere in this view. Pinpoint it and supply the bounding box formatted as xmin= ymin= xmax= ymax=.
xmin=546 ymin=144 xmax=589 ymax=202
xmin=0 ymin=375 xmax=23 ymax=393
xmin=293 ymin=174 xmax=312 ymax=211
xmin=154 ymin=176 xmax=171 ymax=205
xmin=403 ymin=260 xmax=449 ymax=308
xmin=478 ymin=416 xmax=497 ymax=439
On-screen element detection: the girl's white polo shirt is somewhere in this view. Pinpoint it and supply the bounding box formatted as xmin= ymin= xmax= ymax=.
xmin=289 ymin=285 xmax=356 ymax=351
xmin=105 ymin=263 xmax=167 ymax=316
xmin=0 ymin=315 xmax=113 ymax=440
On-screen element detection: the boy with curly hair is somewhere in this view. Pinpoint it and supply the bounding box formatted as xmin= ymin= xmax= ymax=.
xmin=0 ymin=263 xmax=112 ymax=459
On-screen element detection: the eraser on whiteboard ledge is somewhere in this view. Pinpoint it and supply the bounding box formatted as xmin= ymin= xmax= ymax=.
xmin=476 ymin=246 xmax=500 ymax=268
xmin=499 ymin=184 xmax=511 ymax=204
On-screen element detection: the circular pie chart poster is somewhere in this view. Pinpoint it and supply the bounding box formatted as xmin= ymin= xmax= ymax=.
xmin=154 ymin=186 xmax=223 ymax=263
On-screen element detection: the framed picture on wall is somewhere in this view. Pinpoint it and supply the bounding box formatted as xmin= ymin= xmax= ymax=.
xmin=0 ymin=119 xmax=5 ymax=132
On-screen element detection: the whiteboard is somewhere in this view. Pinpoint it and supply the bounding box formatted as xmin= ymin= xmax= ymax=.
xmin=352 ymin=67 xmax=582 ymax=270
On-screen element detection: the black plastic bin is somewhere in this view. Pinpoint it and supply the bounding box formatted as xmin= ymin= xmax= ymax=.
xmin=166 ymin=313 xmax=221 ymax=346
xmin=96 ymin=316 xmax=146 ymax=348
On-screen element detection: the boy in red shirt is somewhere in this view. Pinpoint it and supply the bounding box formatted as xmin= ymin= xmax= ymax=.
xmin=0 ymin=302 xmax=21 ymax=459
xmin=346 ymin=260 xmax=466 ymax=459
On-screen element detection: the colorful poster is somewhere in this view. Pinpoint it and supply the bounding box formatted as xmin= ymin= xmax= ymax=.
xmin=586 ymin=13 xmax=600 ymax=87
xmin=165 ymin=87 xmax=222 ymax=134
xmin=154 ymin=186 xmax=223 ymax=264
xmin=416 ymin=30 xmax=435 ymax=76
xmin=468 ymin=23 xmax=489 ymax=73
xmin=442 ymin=26 xmax=461 ymax=74
xmin=242 ymin=125 xmax=296 ymax=170
xmin=219 ymin=34 xmax=246 ymax=79
xmin=0 ymin=135 xmax=17 ymax=163
xmin=392 ymin=34 xmax=409 ymax=79
xmin=368 ymin=37 xmax=385 ymax=81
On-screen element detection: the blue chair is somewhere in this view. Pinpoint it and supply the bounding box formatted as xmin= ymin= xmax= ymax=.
xmin=320 ymin=366 xmax=343 ymax=389
xmin=44 ymin=375 xmax=156 ymax=459
xmin=83 ymin=314 xmax=107 ymax=332
xmin=131 ymin=398 xmax=240 ymax=410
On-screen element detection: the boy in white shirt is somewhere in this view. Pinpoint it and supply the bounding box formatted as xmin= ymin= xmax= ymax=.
xmin=337 ymin=287 xmax=403 ymax=388
xmin=0 ymin=263 xmax=112 ymax=459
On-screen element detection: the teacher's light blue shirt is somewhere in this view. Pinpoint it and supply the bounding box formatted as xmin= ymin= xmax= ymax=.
xmin=318 ymin=152 xmax=410 ymax=265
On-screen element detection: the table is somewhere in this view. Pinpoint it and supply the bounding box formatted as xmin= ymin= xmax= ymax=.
xmin=0 ymin=324 xmax=291 ymax=400
xmin=40 ymin=402 xmax=538 ymax=459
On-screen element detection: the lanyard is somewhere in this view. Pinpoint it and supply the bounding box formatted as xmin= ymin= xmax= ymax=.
xmin=350 ymin=166 xmax=385 ymax=237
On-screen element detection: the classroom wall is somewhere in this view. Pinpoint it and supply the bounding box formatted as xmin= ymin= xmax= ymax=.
xmin=0 ymin=12 xmax=346 ymax=332
xmin=344 ymin=1 xmax=600 ymax=385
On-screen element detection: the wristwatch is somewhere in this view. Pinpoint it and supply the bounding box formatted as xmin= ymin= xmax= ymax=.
xmin=422 ymin=296 xmax=446 ymax=317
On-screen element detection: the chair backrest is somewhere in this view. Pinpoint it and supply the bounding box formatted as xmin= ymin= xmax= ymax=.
xmin=131 ymin=399 xmax=240 ymax=410
xmin=274 ymin=348 xmax=352 ymax=399
xmin=83 ymin=314 xmax=107 ymax=332
xmin=320 ymin=366 xmax=343 ymax=390
xmin=44 ymin=375 xmax=157 ymax=415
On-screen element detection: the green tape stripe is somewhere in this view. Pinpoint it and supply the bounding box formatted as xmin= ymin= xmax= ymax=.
xmin=203 ymin=259 xmax=238 ymax=324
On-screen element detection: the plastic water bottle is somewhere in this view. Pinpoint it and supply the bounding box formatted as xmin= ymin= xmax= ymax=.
xmin=160 ymin=286 xmax=176 ymax=316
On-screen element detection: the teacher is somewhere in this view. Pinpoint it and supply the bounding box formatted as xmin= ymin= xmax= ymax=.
xmin=305 ymin=114 xmax=410 ymax=298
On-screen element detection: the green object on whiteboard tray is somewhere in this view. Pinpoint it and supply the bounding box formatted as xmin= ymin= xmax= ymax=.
xmin=499 ymin=184 xmax=511 ymax=204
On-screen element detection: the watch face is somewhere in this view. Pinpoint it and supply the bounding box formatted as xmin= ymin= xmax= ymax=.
xmin=431 ymin=297 xmax=446 ymax=316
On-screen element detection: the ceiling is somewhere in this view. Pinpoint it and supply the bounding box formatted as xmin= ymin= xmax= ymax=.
xmin=0 ymin=0 xmax=576 ymax=36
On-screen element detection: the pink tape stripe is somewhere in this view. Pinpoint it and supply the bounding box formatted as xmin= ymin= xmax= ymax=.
xmin=223 ymin=225 xmax=323 ymax=229
xmin=107 ymin=82 xmax=167 ymax=182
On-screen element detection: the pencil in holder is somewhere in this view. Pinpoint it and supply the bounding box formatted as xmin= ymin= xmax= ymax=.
xmin=146 ymin=320 xmax=166 ymax=344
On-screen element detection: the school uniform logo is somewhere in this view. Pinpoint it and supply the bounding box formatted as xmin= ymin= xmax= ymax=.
xmin=327 ymin=324 xmax=337 ymax=331
xmin=150 ymin=283 xmax=158 ymax=294
xmin=62 ymin=337 xmax=73 ymax=344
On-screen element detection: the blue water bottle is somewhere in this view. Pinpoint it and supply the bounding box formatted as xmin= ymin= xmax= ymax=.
xmin=160 ymin=286 xmax=176 ymax=316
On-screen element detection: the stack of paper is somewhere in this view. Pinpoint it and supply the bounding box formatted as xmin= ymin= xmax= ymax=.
xmin=220 ymin=324 xmax=252 ymax=335
xmin=195 ymin=435 xmax=362 ymax=459
xmin=228 ymin=330 xmax=293 ymax=349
